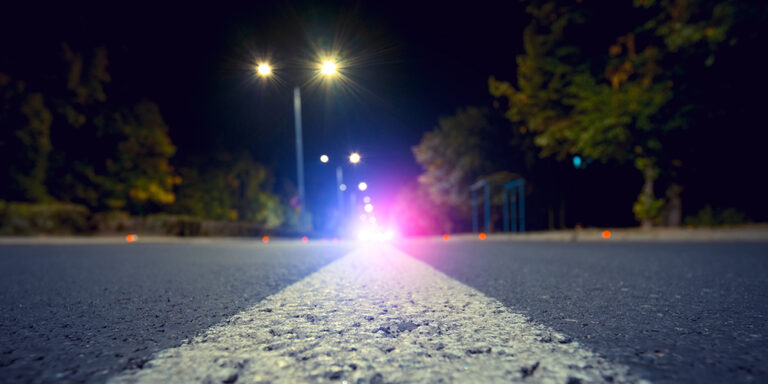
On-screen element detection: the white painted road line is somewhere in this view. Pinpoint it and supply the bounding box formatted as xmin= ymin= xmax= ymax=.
xmin=110 ymin=244 xmax=648 ymax=383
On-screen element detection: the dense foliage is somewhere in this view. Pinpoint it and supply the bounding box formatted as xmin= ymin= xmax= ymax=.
xmin=413 ymin=0 xmax=764 ymax=230
xmin=1 ymin=45 xmax=287 ymax=232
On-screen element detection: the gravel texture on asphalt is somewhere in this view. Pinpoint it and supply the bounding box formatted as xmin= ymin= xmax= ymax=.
xmin=110 ymin=244 xmax=645 ymax=384
xmin=0 ymin=242 xmax=348 ymax=384
xmin=398 ymin=240 xmax=768 ymax=384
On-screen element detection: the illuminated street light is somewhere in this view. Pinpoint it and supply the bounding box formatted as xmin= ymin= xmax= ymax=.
xmin=253 ymin=55 xmax=346 ymax=233
xmin=257 ymin=63 xmax=271 ymax=76
xmin=349 ymin=152 xmax=361 ymax=164
xmin=358 ymin=182 xmax=368 ymax=191
xmin=321 ymin=60 xmax=337 ymax=76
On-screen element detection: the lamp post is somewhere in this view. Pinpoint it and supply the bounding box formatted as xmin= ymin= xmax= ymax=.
xmin=256 ymin=60 xmax=338 ymax=231
xmin=293 ymin=86 xmax=306 ymax=228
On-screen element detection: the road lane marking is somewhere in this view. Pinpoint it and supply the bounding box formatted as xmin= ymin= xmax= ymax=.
xmin=110 ymin=244 xmax=648 ymax=383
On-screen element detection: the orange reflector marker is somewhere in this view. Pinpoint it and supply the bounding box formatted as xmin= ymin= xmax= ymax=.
xmin=442 ymin=234 xmax=450 ymax=241
xmin=301 ymin=236 xmax=308 ymax=243
xmin=125 ymin=234 xmax=137 ymax=243
xmin=602 ymin=230 xmax=612 ymax=239
xmin=479 ymin=232 xmax=487 ymax=240
xmin=262 ymin=236 xmax=269 ymax=243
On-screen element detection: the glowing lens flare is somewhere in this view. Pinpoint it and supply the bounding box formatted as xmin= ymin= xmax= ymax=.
xmin=321 ymin=61 xmax=337 ymax=75
xmin=257 ymin=63 xmax=271 ymax=76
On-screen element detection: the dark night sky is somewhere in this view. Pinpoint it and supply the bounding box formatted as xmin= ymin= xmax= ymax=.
xmin=3 ymin=1 xmax=767 ymax=225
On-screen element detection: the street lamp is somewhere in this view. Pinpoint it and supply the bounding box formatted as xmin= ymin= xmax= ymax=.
xmin=257 ymin=63 xmax=271 ymax=76
xmin=358 ymin=182 xmax=368 ymax=191
xmin=321 ymin=61 xmax=337 ymax=76
xmin=256 ymin=59 xmax=340 ymax=231
xmin=320 ymin=154 xmax=329 ymax=163
xmin=349 ymin=152 xmax=361 ymax=164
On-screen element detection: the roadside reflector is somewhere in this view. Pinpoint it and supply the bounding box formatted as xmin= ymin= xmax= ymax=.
xmin=479 ymin=232 xmax=487 ymax=240
xmin=262 ymin=236 xmax=269 ymax=243
xmin=301 ymin=236 xmax=308 ymax=243
xmin=442 ymin=234 xmax=450 ymax=241
xmin=602 ymin=230 xmax=612 ymax=239
xmin=125 ymin=234 xmax=137 ymax=243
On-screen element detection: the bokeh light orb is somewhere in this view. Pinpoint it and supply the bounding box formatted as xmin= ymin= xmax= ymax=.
xmin=257 ymin=63 xmax=271 ymax=76
xmin=358 ymin=182 xmax=368 ymax=191
xmin=321 ymin=61 xmax=337 ymax=75
xmin=349 ymin=152 xmax=361 ymax=164
xmin=320 ymin=154 xmax=329 ymax=163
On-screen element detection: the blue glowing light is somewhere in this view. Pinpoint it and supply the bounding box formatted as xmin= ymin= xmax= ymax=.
xmin=573 ymin=155 xmax=582 ymax=169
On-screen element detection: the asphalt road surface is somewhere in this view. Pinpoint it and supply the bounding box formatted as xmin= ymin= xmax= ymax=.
xmin=0 ymin=242 xmax=348 ymax=383
xmin=399 ymin=240 xmax=768 ymax=383
xmin=1 ymin=239 xmax=766 ymax=383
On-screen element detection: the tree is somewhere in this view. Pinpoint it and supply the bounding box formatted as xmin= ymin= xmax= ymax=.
xmin=490 ymin=0 xmax=741 ymax=227
xmin=109 ymin=100 xmax=178 ymax=211
xmin=47 ymin=45 xmax=178 ymax=213
xmin=0 ymin=73 xmax=53 ymax=202
xmin=173 ymin=153 xmax=284 ymax=228
xmin=227 ymin=154 xmax=283 ymax=228
xmin=413 ymin=107 xmax=498 ymax=209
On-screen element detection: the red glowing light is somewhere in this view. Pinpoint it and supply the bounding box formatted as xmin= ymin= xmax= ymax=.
xmin=301 ymin=236 xmax=309 ymax=243
xmin=442 ymin=234 xmax=450 ymax=241
xmin=479 ymin=232 xmax=487 ymax=240
xmin=602 ymin=230 xmax=612 ymax=239
xmin=125 ymin=234 xmax=137 ymax=243
xmin=262 ymin=236 xmax=269 ymax=243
